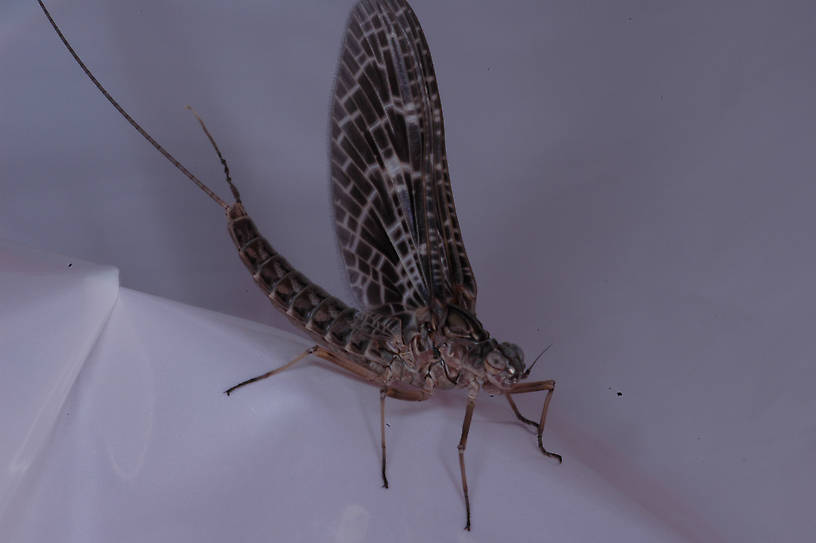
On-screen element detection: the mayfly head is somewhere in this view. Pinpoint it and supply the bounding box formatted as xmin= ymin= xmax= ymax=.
xmin=480 ymin=341 xmax=525 ymax=389
xmin=436 ymin=305 xmax=527 ymax=389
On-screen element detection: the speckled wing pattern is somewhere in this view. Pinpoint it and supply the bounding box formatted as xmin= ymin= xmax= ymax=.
xmin=330 ymin=0 xmax=477 ymax=315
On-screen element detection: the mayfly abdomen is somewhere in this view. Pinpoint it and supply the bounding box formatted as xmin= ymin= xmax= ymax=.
xmin=228 ymin=203 xmax=348 ymax=324
xmin=227 ymin=203 xmax=397 ymax=372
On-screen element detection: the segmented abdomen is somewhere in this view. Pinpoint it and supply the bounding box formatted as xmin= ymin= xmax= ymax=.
xmin=226 ymin=203 xmax=401 ymax=373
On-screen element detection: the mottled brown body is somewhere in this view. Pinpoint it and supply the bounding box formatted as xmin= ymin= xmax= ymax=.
xmin=228 ymin=204 xmax=411 ymax=381
xmin=227 ymin=202 xmax=465 ymax=394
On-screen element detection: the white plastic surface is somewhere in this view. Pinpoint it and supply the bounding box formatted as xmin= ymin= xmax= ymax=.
xmin=0 ymin=240 xmax=118 ymax=522
xmin=1 ymin=243 xmax=690 ymax=542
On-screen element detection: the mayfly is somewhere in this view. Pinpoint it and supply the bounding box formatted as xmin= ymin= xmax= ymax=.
xmin=38 ymin=0 xmax=560 ymax=530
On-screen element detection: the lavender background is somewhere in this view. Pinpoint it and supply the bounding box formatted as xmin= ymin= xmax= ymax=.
xmin=2 ymin=1 xmax=816 ymax=541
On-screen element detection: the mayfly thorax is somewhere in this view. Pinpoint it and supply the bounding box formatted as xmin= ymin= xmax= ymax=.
xmin=37 ymin=0 xmax=561 ymax=530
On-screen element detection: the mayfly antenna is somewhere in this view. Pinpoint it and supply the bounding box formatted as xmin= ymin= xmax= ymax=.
xmin=521 ymin=343 xmax=552 ymax=379
xmin=36 ymin=0 xmax=229 ymax=210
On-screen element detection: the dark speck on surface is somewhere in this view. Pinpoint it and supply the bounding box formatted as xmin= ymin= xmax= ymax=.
xmin=616 ymin=391 xmax=623 ymax=397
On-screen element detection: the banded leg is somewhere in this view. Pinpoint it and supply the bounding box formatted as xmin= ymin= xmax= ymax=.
xmin=505 ymin=380 xmax=561 ymax=463
xmin=458 ymin=396 xmax=476 ymax=531
xmin=224 ymin=345 xmax=317 ymax=396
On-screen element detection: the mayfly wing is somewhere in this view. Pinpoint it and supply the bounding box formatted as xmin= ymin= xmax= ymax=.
xmin=330 ymin=0 xmax=478 ymax=314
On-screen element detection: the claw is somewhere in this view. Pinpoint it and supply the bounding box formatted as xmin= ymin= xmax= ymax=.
xmin=542 ymin=448 xmax=563 ymax=464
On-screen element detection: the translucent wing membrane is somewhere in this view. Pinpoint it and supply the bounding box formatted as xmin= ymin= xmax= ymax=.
xmin=330 ymin=0 xmax=477 ymax=313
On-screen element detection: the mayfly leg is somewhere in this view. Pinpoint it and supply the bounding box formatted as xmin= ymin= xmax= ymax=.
xmin=505 ymin=380 xmax=562 ymax=463
xmin=379 ymin=389 xmax=389 ymax=488
xmin=505 ymin=394 xmax=538 ymax=428
xmin=379 ymin=386 xmax=432 ymax=490
xmin=457 ymin=395 xmax=476 ymax=531
xmin=224 ymin=346 xmax=319 ymax=396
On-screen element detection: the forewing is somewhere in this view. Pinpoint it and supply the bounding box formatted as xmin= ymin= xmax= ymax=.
xmin=330 ymin=0 xmax=478 ymax=313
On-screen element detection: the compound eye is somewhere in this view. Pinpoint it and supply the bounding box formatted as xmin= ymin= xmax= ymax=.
xmin=485 ymin=351 xmax=506 ymax=370
xmin=499 ymin=342 xmax=524 ymax=364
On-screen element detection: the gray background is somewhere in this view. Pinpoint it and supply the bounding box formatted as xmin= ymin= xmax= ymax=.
xmin=3 ymin=1 xmax=816 ymax=541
